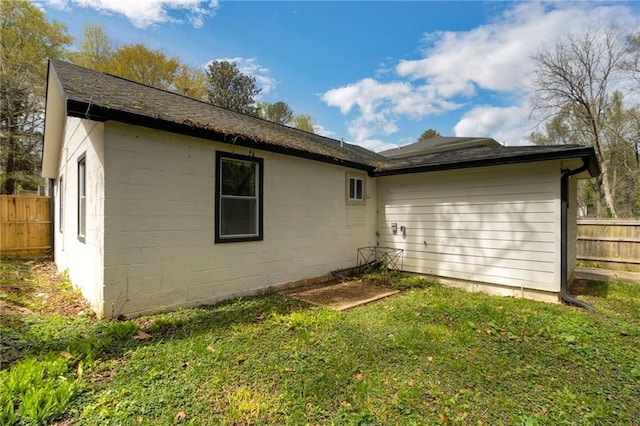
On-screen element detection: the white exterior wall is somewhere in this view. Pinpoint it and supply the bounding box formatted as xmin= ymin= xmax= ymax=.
xmin=102 ymin=123 xmax=376 ymax=317
xmin=377 ymin=161 xmax=563 ymax=295
xmin=54 ymin=117 xmax=105 ymax=314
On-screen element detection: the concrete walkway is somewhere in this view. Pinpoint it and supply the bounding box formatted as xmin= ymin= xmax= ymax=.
xmin=575 ymin=267 xmax=640 ymax=285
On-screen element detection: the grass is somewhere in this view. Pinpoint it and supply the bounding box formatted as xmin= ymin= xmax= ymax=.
xmin=1 ymin=260 xmax=639 ymax=425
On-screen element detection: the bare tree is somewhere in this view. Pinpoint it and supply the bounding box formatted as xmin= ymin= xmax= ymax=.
xmin=531 ymin=28 xmax=632 ymax=217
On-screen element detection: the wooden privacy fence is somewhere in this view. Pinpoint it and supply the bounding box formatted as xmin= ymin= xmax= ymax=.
xmin=577 ymin=219 xmax=640 ymax=272
xmin=0 ymin=195 xmax=51 ymax=258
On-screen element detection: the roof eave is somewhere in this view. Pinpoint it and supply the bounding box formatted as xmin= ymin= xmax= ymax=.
xmin=373 ymin=147 xmax=600 ymax=177
xmin=66 ymin=99 xmax=375 ymax=173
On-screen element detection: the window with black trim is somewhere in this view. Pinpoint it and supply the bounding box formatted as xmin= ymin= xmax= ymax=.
xmin=346 ymin=172 xmax=366 ymax=204
xmin=215 ymin=151 xmax=263 ymax=243
xmin=77 ymin=154 xmax=86 ymax=242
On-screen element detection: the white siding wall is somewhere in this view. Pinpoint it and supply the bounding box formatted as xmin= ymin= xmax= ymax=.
xmin=377 ymin=162 xmax=562 ymax=293
xmin=54 ymin=118 xmax=105 ymax=314
xmin=102 ymin=123 xmax=376 ymax=317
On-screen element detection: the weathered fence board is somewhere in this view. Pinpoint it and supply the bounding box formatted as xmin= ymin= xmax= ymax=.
xmin=0 ymin=195 xmax=51 ymax=258
xmin=577 ymin=219 xmax=640 ymax=272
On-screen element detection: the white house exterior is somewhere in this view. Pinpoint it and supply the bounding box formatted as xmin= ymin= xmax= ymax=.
xmin=46 ymin=118 xmax=376 ymax=317
xmin=377 ymin=161 xmax=582 ymax=302
xmin=42 ymin=60 xmax=599 ymax=318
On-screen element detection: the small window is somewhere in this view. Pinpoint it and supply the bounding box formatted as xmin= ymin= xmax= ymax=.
xmin=59 ymin=175 xmax=64 ymax=233
xmin=215 ymin=151 xmax=263 ymax=243
xmin=346 ymin=172 xmax=366 ymax=204
xmin=349 ymin=177 xmax=363 ymax=200
xmin=78 ymin=154 xmax=86 ymax=243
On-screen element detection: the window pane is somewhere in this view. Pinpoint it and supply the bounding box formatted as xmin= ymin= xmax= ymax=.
xmin=348 ymin=177 xmax=363 ymax=200
xmin=221 ymin=159 xmax=256 ymax=196
xmin=220 ymin=198 xmax=256 ymax=236
xmin=79 ymin=197 xmax=86 ymax=235
xmin=59 ymin=176 xmax=64 ymax=232
xmin=78 ymin=158 xmax=86 ymax=238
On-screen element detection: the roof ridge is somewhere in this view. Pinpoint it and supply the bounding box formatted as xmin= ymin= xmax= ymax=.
xmin=51 ymin=59 xmax=268 ymax=118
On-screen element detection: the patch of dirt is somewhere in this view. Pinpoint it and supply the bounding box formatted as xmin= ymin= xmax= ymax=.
xmin=0 ymin=258 xmax=93 ymax=318
xmin=569 ymin=278 xmax=609 ymax=298
xmin=287 ymin=278 xmax=399 ymax=310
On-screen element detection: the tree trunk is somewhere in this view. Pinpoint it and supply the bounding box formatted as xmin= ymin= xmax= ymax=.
xmin=4 ymin=133 xmax=16 ymax=194
xmin=595 ymin=178 xmax=604 ymax=217
xmin=599 ymin=160 xmax=618 ymax=217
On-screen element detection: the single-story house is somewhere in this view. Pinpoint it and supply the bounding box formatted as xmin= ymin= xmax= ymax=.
xmin=42 ymin=60 xmax=600 ymax=318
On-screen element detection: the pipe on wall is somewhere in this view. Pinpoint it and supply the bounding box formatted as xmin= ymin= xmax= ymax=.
xmin=560 ymin=157 xmax=594 ymax=310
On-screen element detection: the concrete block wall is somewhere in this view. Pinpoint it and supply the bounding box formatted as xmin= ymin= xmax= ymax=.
xmin=102 ymin=122 xmax=377 ymax=317
xmin=54 ymin=118 xmax=105 ymax=314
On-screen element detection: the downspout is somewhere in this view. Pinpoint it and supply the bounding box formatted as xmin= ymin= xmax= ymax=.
xmin=560 ymin=157 xmax=593 ymax=310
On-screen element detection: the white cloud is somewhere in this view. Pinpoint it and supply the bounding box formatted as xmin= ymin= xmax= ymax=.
xmin=350 ymin=138 xmax=398 ymax=153
xmin=453 ymin=105 xmax=533 ymax=146
xmin=312 ymin=123 xmax=334 ymax=138
xmin=42 ymin=0 xmax=218 ymax=28
xmin=322 ymin=2 xmax=640 ymax=148
xmin=323 ymin=78 xmax=413 ymax=120
xmin=322 ymin=78 xmax=461 ymax=146
xmin=395 ymin=3 xmax=571 ymax=94
xmin=210 ymin=57 xmax=276 ymax=95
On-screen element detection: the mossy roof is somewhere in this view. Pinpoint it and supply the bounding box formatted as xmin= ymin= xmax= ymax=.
xmin=49 ymin=60 xmax=599 ymax=177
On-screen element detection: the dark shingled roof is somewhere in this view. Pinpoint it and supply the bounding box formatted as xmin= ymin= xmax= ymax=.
xmin=49 ymin=60 xmax=386 ymax=171
xmin=376 ymin=144 xmax=600 ymax=176
xmin=379 ymin=136 xmax=502 ymax=158
xmin=48 ymin=60 xmax=599 ymax=177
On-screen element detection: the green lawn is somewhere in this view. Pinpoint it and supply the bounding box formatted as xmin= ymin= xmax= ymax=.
xmin=1 ymin=262 xmax=639 ymax=425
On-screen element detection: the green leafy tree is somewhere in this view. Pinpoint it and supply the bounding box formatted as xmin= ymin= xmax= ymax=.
xmin=0 ymin=0 xmax=71 ymax=194
xmin=108 ymin=44 xmax=180 ymax=90
xmin=256 ymin=101 xmax=318 ymax=133
xmin=70 ymin=24 xmax=112 ymax=72
xmin=417 ymin=129 xmax=441 ymax=142
xmin=205 ymin=60 xmax=261 ymax=115
xmin=173 ymin=64 xmax=208 ymax=101
xmin=72 ymin=25 xmax=207 ymax=100
xmin=256 ymin=101 xmax=294 ymax=124
xmin=292 ymin=114 xmax=316 ymax=133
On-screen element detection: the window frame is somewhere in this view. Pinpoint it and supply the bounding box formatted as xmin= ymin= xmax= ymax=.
xmin=59 ymin=175 xmax=64 ymax=233
xmin=346 ymin=171 xmax=366 ymax=204
xmin=215 ymin=151 xmax=264 ymax=243
xmin=77 ymin=153 xmax=86 ymax=243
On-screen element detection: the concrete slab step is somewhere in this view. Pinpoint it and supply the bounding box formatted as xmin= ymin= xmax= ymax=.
xmin=575 ymin=267 xmax=640 ymax=285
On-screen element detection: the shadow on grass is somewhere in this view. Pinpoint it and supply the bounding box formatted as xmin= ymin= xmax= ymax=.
xmin=1 ymin=294 xmax=313 ymax=369
xmin=568 ymin=279 xmax=609 ymax=298
xmin=1 ymin=264 xmax=432 ymax=369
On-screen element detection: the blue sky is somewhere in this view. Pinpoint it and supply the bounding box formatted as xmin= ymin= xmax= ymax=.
xmin=36 ymin=1 xmax=640 ymax=152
